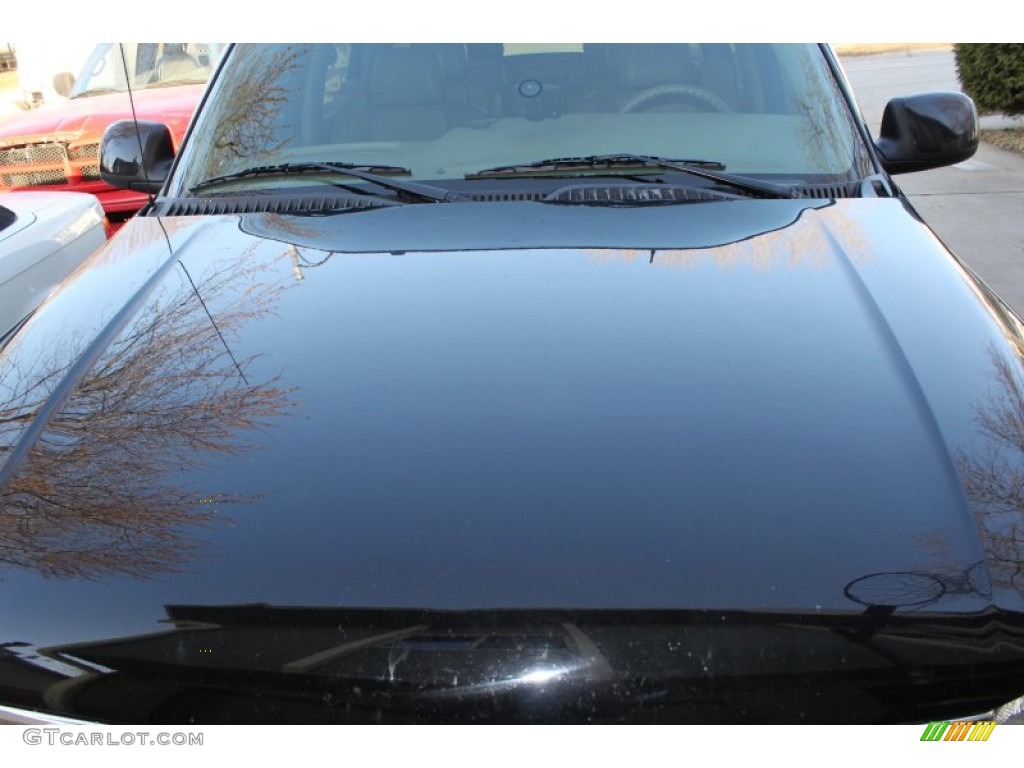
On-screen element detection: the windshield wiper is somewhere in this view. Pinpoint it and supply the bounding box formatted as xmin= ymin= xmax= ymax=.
xmin=467 ymin=154 xmax=797 ymax=199
xmin=71 ymin=87 xmax=123 ymax=98
xmin=145 ymin=79 xmax=210 ymax=89
xmin=189 ymin=162 xmax=463 ymax=203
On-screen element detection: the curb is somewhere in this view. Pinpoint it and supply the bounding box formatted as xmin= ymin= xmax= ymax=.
xmin=980 ymin=115 xmax=1024 ymax=130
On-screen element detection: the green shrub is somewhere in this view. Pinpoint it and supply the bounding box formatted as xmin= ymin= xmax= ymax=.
xmin=955 ymin=44 xmax=1024 ymax=116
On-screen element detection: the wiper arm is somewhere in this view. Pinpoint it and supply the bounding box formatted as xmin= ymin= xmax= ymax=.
xmin=468 ymin=154 xmax=726 ymax=177
xmin=468 ymin=154 xmax=797 ymax=199
xmin=189 ymin=162 xmax=463 ymax=203
xmin=144 ymin=79 xmax=210 ymax=88
xmin=71 ymin=87 xmax=123 ymax=98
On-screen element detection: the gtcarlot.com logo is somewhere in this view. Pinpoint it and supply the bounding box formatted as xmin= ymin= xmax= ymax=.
xmin=23 ymin=728 xmax=203 ymax=747
xmin=920 ymin=721 xmax=996 ymax=742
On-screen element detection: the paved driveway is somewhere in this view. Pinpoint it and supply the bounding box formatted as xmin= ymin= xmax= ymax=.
xmin=841 ymin=50 xmax=1024 ymax=314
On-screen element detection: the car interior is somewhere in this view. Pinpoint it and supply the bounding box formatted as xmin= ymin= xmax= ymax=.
xmin=197 ymin=43 xmax=855 ymax=182
xmin=324 ymin=43 xmax=794 ymax=143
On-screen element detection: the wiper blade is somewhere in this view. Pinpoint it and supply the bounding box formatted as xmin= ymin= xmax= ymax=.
xmin=144 ymin=79 xmax=210 ymax=89
xmin=189 ymin=162 xmax=410 ymax=192
xmin=468 ymin=154 xmax=726 ymax=177
xmin=468 ymin=154 xmax=797 ymax=199
xmin=71 ymin=87 xmax=123 ymax=98
xmin=189 ymin=162 xmax=463 ymax=203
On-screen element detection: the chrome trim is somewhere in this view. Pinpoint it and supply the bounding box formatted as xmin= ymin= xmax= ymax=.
xmin=0 ymin=703 xmax=93 ymax=725
xmin=994 ymin=694 xmax=1024 ymax=724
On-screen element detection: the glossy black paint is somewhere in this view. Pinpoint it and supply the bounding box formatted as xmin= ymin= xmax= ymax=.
xmin=3 ymin=197 xmax=1024 ymax=723
xmin=99 ymin=119 xmax=175 ymax=194
xmin=23 ymin=606 xmax=1024 ymax=724
xmin=875 ymin=92 xmax=980 ymax=175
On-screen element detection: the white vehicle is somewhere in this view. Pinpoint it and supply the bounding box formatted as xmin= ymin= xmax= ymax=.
xmin=0 ymin=191 xmax=106 ymax=338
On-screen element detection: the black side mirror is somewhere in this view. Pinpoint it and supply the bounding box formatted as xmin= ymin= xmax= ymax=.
xmin=52 ymin=72 xmax=75 ymax=97
xmin=875 ymin=92 xmax=978 ymax=175
xmin=99 ymin=120 xmax=175 ymax=194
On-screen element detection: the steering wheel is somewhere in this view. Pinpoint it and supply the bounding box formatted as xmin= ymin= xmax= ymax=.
xmin=620 ymin=84 xmax=732 ymax=114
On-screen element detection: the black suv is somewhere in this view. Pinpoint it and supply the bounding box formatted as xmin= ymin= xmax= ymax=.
xmin=2 ymin=44 xmax=1024 ymax=725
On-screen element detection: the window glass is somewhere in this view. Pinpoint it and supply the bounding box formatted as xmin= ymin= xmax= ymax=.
xmin=71 ymin=43 xmax=224 ymax=97
xmin=176 ymin=43 xmax=872 ymax=191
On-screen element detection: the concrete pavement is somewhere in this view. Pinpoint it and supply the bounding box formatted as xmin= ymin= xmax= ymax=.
xmin=841 ymin=49 xmax=1024 ymax=314
xmin=897 ymin=145 xmax=1024 ymax=313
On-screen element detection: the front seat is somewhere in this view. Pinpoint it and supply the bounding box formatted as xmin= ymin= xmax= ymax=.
xmin=156 ymin=44 xmax=201 ymax=81
xmin=578 ymin=44 xmax=698 ymax=112
xmin=366 ymin=47 xmax=449 ymax=141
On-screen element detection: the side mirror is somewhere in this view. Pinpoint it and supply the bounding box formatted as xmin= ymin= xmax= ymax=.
xmin=52 ymin=72 xmax=75 ymax=97
xmin=875 ymin=92 xmax=978 ymax=175
xmin=99 ymin=120 xmax=175 ymax=194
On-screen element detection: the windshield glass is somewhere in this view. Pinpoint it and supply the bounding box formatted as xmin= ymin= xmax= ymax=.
xmin=175 ymin=43 xmax=872 ymax=192
xmin=71 ymin=43 xmax=223 ymax=97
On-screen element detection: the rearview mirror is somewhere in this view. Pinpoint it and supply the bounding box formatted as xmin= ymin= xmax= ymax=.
xmin=99 ymin=120 xmax=175 ymax=194
xmin=875 ymin=92 xmax=979 ymax=174
xmin=52 ymin=72 xmax=75 ymax=97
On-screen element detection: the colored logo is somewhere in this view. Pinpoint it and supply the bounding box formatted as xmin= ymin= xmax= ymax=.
xmin=920 ymin=721 xmax=996 ymax=741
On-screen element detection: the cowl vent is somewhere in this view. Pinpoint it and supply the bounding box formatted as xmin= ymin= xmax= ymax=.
xmin=794 ymin=183 xmax=860 ymax=199
xmin=543 ymin=185 xmax=730 ymax=205
xmin=700 ymin=182 xmax=861 ymax=200
xmin=460 ymin=190 xmax=546 ymax=202
xmin=154 ymin=195 xmax=401 ymax=217
xmin=152 ymin=181 xmax=866 ymax=218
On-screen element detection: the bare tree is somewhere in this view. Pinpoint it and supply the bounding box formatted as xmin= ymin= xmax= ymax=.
xmin=0 ymin=245 xmax=299 ymax=579
xmin=956 ymin=347 xmax=1024 ymax=592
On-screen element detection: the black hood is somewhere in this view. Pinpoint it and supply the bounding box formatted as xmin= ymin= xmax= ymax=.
xmin=2 ymin=199 xmax=1024 ymax=723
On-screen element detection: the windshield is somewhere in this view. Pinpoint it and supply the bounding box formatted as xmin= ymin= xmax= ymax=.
xmin=174 ymin=43 xmax=873 ymax=194
xmin=71 ymin=43 xmax=223 ymax=97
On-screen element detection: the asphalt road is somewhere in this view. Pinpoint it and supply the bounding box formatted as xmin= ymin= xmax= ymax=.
xmin=841 ymin=49 xmax=1024 ymax=314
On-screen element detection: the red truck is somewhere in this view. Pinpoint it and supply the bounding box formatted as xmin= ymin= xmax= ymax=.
xmin=0 ymin=43 xmax=220 ymax=222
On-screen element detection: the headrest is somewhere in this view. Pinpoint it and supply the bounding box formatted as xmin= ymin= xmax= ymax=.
xmin=435 ymin=44 xmax=469 ymax=77
xmin=610 ymin=44 xmax=694 ymax=89
xmin=370 ymin=47 xmax=445 ymax=106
